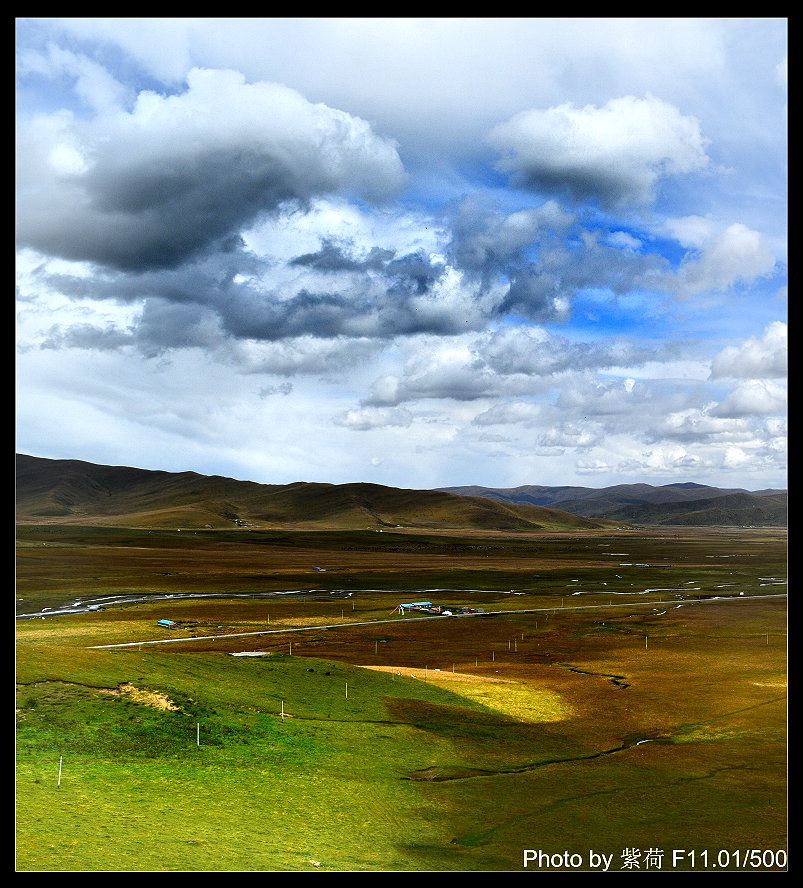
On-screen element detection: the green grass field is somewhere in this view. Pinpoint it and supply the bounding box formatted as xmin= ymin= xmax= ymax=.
xmin=16 ymin=650 xmax=483 ymax=870
xmin=16 ymin=526 xmax=787 ymax=871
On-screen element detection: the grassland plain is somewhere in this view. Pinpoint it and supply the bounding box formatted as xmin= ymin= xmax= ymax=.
xmin=16 ymin=525 xmax=787 ymax=872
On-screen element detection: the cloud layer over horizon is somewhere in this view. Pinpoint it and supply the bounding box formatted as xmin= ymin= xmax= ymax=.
xmin=16 ymin=18 xmax=787 ymax=490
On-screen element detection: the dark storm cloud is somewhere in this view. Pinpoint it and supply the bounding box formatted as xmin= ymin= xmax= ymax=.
xmin=35 ymin=253 xmax=256 ymax=305
xmin=290 ymin=239 xmax=396 ymax=273
xmin=446 ymin=197 xmax=572 ymax=289
xmin=447 ymin=197 xmax=668 ymax=322
xmin=62 ymin=147 xmax=320 ymax=271
xmin=385 ymin=251 xmax=446 ymax=296
xmin=497 ymin=235 xmax=668 ymax=320
xmin=290 ymin=239 xmax=446 ymax=296
xmin=16 ymin=69 xmax=405 ymax=273
xmin=219 ymin=284 xmax=469 ymax=342
xmin=32 ymin=192 xmax=672 ymax=356
xmin=33 ymin=244 xmax=466 ymax=356
xmin=37 ymin=299 xmax=222 ymax=357
xmin=15 ymin=70 xmax=731 ymax=368
xmin=498 ymin=269 xmax=571 ymax=322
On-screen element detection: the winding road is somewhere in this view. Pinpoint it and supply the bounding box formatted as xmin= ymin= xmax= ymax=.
xmin=86 ymin=592 xmax=787 ymax=650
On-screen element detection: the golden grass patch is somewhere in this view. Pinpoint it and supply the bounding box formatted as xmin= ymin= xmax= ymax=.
xmin=100 ymin=682 xmax=179 ymax=711
xmin=358 ymin=664 xmax=571 ymax=722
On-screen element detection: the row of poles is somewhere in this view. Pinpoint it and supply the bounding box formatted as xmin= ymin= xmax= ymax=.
xmin=51 ymin=616 xmax=778 ymax=787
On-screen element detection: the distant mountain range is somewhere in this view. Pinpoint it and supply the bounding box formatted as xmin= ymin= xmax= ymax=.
xmin=15 ymin=454 xmax=611 ymax=532
xmin=438 ymin=482 xmax=787 ymax=527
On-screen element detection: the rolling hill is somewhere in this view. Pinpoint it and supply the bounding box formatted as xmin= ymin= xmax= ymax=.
xmin=439 ymin=482 xmax=787 ymax=527
xmin=15 ymin=454 xmax=610 ymax=532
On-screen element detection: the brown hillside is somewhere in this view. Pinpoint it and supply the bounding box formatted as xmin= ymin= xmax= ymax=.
xmin=15 ymin=455 xmax=610 ymax=532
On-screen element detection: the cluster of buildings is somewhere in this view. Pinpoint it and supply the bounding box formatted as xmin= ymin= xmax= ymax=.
xmin=391 ymin=601 xmax=485 ymax=617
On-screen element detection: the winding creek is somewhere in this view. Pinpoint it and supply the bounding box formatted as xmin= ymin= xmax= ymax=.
xmin=16 ymin=580 xmax=786 ymax=624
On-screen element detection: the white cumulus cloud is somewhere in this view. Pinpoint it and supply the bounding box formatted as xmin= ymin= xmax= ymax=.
xmin=710 ymin=321 xmax=787 ymax=379
xmin=674 ymin=222 xmax=776 ymax=298
xmin=487 ymin=94 xmax=710 ymax=208
xmin=333 ymin=406 xmax=414 ymax=431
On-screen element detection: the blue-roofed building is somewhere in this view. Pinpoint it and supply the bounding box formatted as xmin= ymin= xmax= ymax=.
xmin=393 ymin=601 xmax=433 ymax=615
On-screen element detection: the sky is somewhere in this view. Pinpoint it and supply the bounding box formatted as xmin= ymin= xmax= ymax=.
xmin=15 ymin=18 xmax=788 ymax=492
